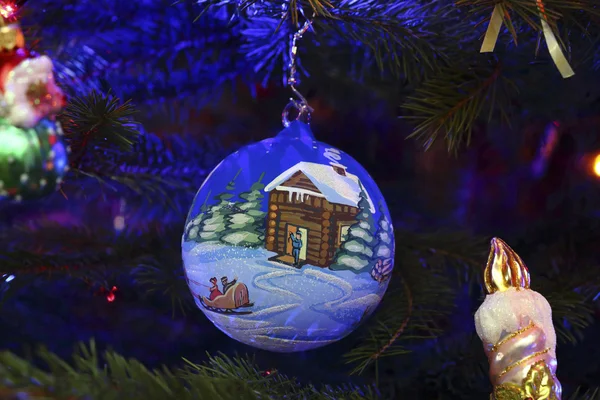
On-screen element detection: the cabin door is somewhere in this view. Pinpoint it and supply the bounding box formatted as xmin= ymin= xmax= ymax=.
xmin=285 ymin=225 xmax=307 ymax=261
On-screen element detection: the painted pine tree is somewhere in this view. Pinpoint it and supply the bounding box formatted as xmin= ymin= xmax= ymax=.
xmin=373 ymin=201 xmax=393 ymax=260
xmin=197 ymin=169 xmax=241 ymax=241
xmin=185 ymin=190 xmax=211 ymax=242
xmin=330 ymin=183 xmax=377 ymax=272
xmin=370 ymin=201 xmax=394 ymax=282
xmin=221 ymin=172 xmax=266 ymax=247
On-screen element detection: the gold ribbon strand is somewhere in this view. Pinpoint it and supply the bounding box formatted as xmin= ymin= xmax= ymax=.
xmin=536 ymin=0 xmax=574 ymax=78
xmin=480 ymin=1 xmax=574 ymax=79
xmin=480 ymin=4 xmax=505 ymax=53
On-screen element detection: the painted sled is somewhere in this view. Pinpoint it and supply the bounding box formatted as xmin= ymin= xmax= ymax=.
xmin=200 ymin=282 xmax=254 ymax=315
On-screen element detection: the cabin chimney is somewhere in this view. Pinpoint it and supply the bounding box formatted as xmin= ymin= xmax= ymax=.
xmin=331 ymin=163 xmax=347 ymax=176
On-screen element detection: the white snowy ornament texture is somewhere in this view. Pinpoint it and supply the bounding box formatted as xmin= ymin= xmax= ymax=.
xmin=3 ymin=55 xmax=64 ymax=129
xmin=474 ymin=287 xmax=557 ymax=358
xmin=182 ymin=122 xmax=395 ymax=353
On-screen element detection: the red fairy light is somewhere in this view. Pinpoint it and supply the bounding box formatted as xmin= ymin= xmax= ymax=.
xmin=106 ymin=286 xmax=117 ymax=302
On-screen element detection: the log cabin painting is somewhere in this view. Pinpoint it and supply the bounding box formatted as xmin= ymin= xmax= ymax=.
xmin=182 ymin=128 xmax=395 ymax=352
xmin=263 ymin=161 xmax=375 ymax=268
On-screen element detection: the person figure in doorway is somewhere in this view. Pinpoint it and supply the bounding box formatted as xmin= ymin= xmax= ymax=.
xmin=289 ymin=230 xmax=303 ymax=267
xmin=208 ymin=277 xmax=223 ymax=300
xmin=221 ymin=276 xmax=237 ymax=294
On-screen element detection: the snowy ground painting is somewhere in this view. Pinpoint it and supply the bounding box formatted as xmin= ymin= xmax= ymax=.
xmin=182 ymin=241 xmax=386 ymax=352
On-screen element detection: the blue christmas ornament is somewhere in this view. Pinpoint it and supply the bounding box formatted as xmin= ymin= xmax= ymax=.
xmin=182 ymin=121 xmax=394 ymax=352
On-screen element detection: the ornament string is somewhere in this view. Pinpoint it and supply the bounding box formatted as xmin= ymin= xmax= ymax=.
xmin=479 ymin=1 xmax=574 ymax=78
xmin=282 ymin=14 xmax=315 ymax=127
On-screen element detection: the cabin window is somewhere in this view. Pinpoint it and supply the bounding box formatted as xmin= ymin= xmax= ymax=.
xmin=340 ymin=225 xmax=351 ymax=243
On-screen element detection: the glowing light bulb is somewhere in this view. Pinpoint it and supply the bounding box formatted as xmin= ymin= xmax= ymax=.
xmin=0 ymin=4 xmax=15 ymax=19
xmin=593 ymin=154 xmax=600 ymax=177
xmin=107 ymin=286 xmax=117 ymax=302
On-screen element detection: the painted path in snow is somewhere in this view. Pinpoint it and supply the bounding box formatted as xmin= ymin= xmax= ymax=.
xmin=183 ymin=242 xmax=387 ymax=352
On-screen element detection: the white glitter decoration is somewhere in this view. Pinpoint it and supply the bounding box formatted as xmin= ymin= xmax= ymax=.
xmin=3 ymin=56 xmax=64 ymax=129
xmin=474 ymin=287 xmax=556 ymax=357
xmin=183 ymin=242 xmax=387 ymax=352
xmin=19 ymin=173 xmax=28 ymax=183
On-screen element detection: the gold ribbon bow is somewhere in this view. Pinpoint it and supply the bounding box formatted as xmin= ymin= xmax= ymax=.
xmin=480 ymin=1 xmax=574 ymax=79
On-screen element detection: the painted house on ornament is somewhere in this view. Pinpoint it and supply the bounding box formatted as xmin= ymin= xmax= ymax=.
xmin=264 ymin=161 xmax=375 ymax=267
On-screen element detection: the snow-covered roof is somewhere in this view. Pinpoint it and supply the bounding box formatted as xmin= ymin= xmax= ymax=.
xmin=264 ymin=161 xmax=375 ymax=212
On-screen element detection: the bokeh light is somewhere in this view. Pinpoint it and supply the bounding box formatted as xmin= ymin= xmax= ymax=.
xmin=593 ymin=154 xmax=600 ymax=177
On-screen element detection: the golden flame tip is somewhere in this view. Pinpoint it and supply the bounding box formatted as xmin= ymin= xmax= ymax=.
xmin=484 ymin=237 xmax=531 ymax=294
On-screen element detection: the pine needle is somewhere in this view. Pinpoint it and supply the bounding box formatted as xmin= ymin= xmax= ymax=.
xmin=401 ymin=60 xmax=517 ymax=152
xmin=0 ymin=341 xmax=377 ymax=400
xmin=61 ymin=90 xmax=139 ymax=156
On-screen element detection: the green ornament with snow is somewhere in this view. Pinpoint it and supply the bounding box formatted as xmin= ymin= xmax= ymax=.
xmin=182 ymin=121 xmax=395 ymax=353
xmin=0 ymin=118 xmax=68 ymax=201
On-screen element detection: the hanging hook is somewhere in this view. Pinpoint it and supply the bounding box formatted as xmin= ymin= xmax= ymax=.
xmin=282 ymin=13 xmax=315 ymax=128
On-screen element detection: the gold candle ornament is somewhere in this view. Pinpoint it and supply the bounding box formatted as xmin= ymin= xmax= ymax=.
xmin=475 ymin=238 xmax=562 ymax=400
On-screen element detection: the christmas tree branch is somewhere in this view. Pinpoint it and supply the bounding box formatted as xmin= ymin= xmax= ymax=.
xmin=456 ymin=0 xmax=600 ymax=31
xmin=0 ymin=221 xmax=181 ymax=276
xmin=61 ymin=91 xmax=139 ymax=160
xmin=0 ymin=340 xmax=379 ymax=400
xmin=568 ymin=387 xmax=600 ymax=400
xmin=18 ymin=0 xmax=600 ymax=153
xmin=0 ymin=340 xmax=597 ymax=399
xmin=407 ymin=332 xmax=489 ymax=396
xmin=344 ymin=231 xmax=488 ymax=374
xmin=61 ymin=125 xmax=220 ymax=204
xmin=401 ymin=60 xmax=517 ymax=151
xmin=535 ymin=269 xmax=600 ymax=344
xmin=316 ymin=12 xmax=443 ymax=82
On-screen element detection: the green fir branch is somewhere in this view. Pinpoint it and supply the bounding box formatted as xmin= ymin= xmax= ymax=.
xmin=133 ymin=251 xmax=195 ymax=317
xmin=410 ymin=333 xmax=489 ymax=397
xmin=535 ymin=270 xmax=600 ymax=344
xmin=65 ymin=166 xmax=193 ymax=209
xmin=0 ymin=222 xmax=180 ymax=277
xmin=568 ymin=387 xmax=600 ymax=400
xmin=456 ymin=0 xmax=600 ymax=31
xmin=61 ymin=90 xmax=139 ymax=160
xmin=316 ymin=13 xmax=443 ymax=82
xmin=401 ymin=60 xmax=517 ymax=152
xmin=0 ymin=340 xmax=378 ymax=400
xmin=455 ymin=0 xmax=600 ymax=67
xmin=344 ymin=231 xmax=488 ymax=375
